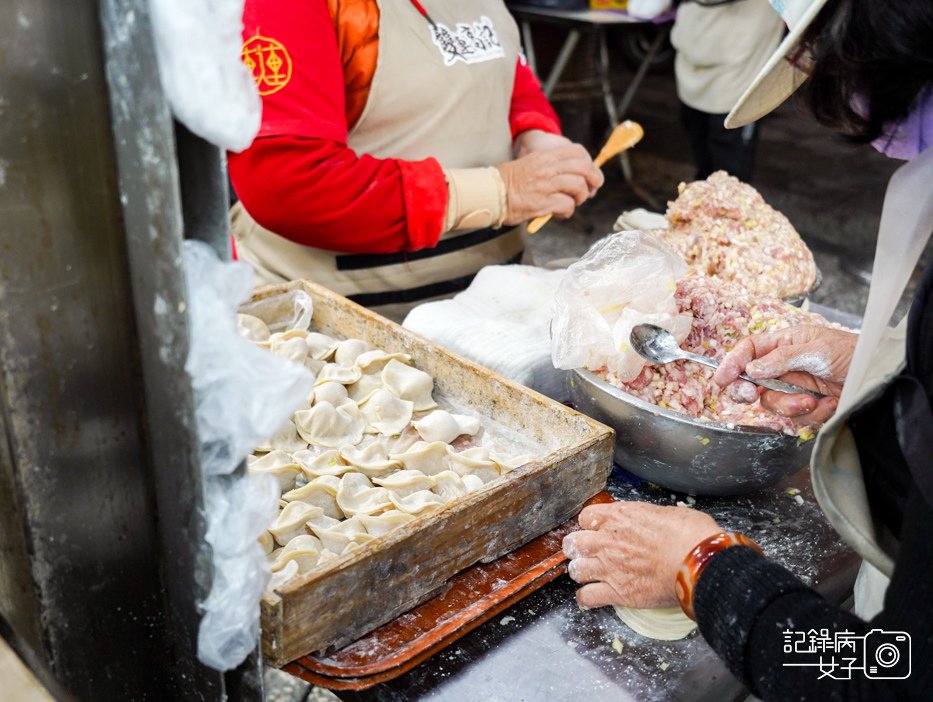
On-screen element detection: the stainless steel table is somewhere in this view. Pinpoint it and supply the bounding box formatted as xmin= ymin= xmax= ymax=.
xmin=339 ymin=467 xmax=859 ymax=701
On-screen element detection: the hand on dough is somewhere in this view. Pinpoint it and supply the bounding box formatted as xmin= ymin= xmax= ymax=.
xmin=562 ymin=501 xmax=720 ymax=609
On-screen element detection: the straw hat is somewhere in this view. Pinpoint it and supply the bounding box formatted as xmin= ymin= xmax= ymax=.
xmin=725 ymin=0 xmax=831 ymax=128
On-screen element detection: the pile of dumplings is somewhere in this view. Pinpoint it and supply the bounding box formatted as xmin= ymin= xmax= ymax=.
xmin=238 ymin=313 xmax=532 ymax=592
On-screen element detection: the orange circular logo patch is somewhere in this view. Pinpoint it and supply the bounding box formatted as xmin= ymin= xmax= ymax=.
xmin=242 ymin=34 xmax=293 ymax=96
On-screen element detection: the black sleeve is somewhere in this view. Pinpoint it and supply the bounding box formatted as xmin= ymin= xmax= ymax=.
xmin=693 ymin=486 xmax=933 ymax=701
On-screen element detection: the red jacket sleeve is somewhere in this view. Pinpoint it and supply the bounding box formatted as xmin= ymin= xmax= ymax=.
xmin=508 ymin=59 xmax=562 ymax=139
xmin=231 ymin=0 xmax=445 ymax=253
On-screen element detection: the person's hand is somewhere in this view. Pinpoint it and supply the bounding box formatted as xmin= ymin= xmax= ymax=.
xmin=512 ymin=129 xmax=572 ymax=158
xmin=496 ymin=143 xmax=604 ymax=225
xmin=713 ymin=326 xmax=857 ymax=425
xmin=562 ymin=501 xmax=721 ymax=609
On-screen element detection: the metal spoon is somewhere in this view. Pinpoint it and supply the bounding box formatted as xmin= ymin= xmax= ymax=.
xmin=630 ymin=323 xmax=825 ymax=398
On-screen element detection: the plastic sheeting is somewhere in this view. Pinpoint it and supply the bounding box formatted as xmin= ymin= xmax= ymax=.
xmin=183 ymin=241 xmax=314 ymax=671
xmin=404 ymin=265 xmax=570 ymax=402
xmin=149 ymin=0 xmax=261 ymax=151
xmin=550 ymin=231 xmax=692 ymax=382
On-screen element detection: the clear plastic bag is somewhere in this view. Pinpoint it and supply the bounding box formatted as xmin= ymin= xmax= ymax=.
xmin=183 ymin=241 xmax=315 ymax=671
xmin=550 ymin=231 xmax=692 ymax=382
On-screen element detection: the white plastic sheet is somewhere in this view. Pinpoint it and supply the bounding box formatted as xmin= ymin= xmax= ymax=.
xmin=149 ymin=0 xmax=261 ymax=151
xmin=550 ymin=231 xmax=692 ymax=381
xmin=403 ymin=266 xmax=570 ymax=401
xmin=183 ymin=241 xmax=314 ymax=671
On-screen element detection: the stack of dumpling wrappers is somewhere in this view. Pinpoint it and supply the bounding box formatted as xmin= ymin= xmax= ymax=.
xmin=237 ymin=313 xmax=533 ymax=591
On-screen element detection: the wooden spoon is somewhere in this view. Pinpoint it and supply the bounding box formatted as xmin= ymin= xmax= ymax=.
xmin=526 ymin=120 xmax=644 ymax=235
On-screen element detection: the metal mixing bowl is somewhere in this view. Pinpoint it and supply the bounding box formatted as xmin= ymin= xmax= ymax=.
xmin=568 ymin=368 xmax=812 ymax=496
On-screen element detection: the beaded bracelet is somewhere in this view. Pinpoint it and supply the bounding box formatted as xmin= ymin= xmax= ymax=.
xmin=675 ymin=532 xmax=763 ymax=620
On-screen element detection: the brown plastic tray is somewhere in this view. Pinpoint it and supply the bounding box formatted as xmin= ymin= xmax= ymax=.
xmin=283 ymin=492 xmax=614 ymax=691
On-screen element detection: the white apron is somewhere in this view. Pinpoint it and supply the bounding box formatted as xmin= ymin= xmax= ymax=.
xmin=810 ymin=146 xmax=933 ymax=615
xmin=233 ymin=0 xmax=525 ymax=320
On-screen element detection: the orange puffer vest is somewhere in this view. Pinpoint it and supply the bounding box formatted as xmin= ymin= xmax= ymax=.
xmin=326 ymin=0 xmax=380 ymax=130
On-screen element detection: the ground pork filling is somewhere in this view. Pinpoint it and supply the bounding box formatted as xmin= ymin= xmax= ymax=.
xmin=655 ymin=172 xmax=818 ymax=300
xmin=597 ymin=275 xmax=835 ymax=436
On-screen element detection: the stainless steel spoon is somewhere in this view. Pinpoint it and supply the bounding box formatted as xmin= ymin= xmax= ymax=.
xmin=630 ymin=323 xmax=826 ymax=398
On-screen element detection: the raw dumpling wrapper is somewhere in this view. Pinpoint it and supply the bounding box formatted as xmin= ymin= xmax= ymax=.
xmin=269 ymin=501 xmax=324 ymax=546
xmin=389 ymin=441 xmax=451 ymax=475
xmin=237 ymin=313 xmax=270 ymax=342
xmin=340 ymin=442 xmax=401 ymax=477
xmin=447 ymin=446 xmax=501 ymax=484
xmin=314 ymin=381 xmax=349 ymax=406
xmin=390 ymin=489 xmax=445 ymax=514
xmin=355 ymin=350 xmax=412 ymax=373
xmin=413 ymin=410 xmax=481 ymax=444
xmin=362 ymin=389 xmax=414 ymax=436
xmin=373 ymin=469 xmax=435 ymax=497
xmin=269 ymin=330 xmax=310 ymax=365
xmin=347 ymin=372 xmax=384 ymax=404
xmin=431 ymin=471 xmax=469 ymax=500
xmin=382 ymin=359 xmax=437 ymax=411
xmin=282 ymin=475 xmax=344 ymax=519
xmin=248 ymin=450 xmax=301 ymax=491
xmin=256 ymin=420 xmax=308 ymax=453
xmin=293 ymin=449 xmax=354 ymax=478
xmin=295 ymin=400 xmax=365 ymax=448
xmin=337 ymin=473 xmax=394 ymax=516
xmin=462 ymin=474 xmax=485 ymax=493
xmin=267 ymin=559 xmax=299 ymax=592
xmin=258 ymin=531 xmax=275 ymax=554
xmin=307 ymin=514 xmax=373 ymax=553
xmin=306 ymin=332 xmax=338 ymax=361
xmin=335 ymin=338 xmax=372 ymax=367
xmin=316 ymin=363 xmax=363 ymax=386
xmin=613 ymin=606 xmax=697 ymax=641
xmin=358 ymin=510 xmax=416 ymax=537
xmin=271 ymin=534 xmax=323 ymax=572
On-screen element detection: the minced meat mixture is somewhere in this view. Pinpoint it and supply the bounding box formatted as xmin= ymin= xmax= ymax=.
xmin=655 ymin=172 xmax=818 ymax=301
xmin=598 ymin=275 xmax=837 ymax=435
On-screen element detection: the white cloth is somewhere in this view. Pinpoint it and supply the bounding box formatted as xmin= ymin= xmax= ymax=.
xmin=403 ymin=265 xmax=569 ymax=401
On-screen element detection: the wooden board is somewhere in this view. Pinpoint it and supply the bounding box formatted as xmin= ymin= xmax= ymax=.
xmin=251 ymin=280 xmax=614 ymax=667
xmin=284 ymin=492 xmax=615 ymax=690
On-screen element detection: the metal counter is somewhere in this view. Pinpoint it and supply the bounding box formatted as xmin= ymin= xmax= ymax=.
xmin=341 ymin=467 xmax=859 ymax=702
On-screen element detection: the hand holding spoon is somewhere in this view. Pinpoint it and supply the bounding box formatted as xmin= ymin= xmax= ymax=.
xmin=630 ymin=323 xmax=826 ymax=398
xmin=526 ymin=120 xmax=644 ymax=235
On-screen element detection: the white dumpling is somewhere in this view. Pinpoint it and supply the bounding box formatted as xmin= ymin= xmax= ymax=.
xmin=294 ymin=400 xmax=365 ymax=448
xmin=293 ymin=449 xmax=354 ymax=478
xmin=256 ymin=419 xmax=308 ymax=453
xmin=267 ymin=559 xmax=299 ymax=592
xmin=334 ymin=338 xmax=372 ymax=367
xmin=462 ymin=474 xmax=485 ymax=493
xmin=237 ymin=313 xmax=270 ymax=342
xmin=305 ymin=357 xmax=326 ymax=374
xmin=247 ymin=450 xmax=301 ymax=492
xmin=339 ymin=442 xmax=401 ymax=477
xmin=382 ymin=359 xmax=437 ymax=411
xmin=358 ymin=509 xmax=416 ymax=537
xmin=355 ymin=350 xmax=412 ymax=373
xmin=258 ymin=531 xmax=275 ymax=554
xmin=490 ymin=452 xmax=534 ymax=474
xmin=269 ymin=330 xmax=310 ymax=365
xmin=412 ymin=410 xmax=481 ymax=444
xmin=316 ymin=363 xmax=363 ymax=386
xmin=347 ymin=372 xmax=384 ymax=404
xmin=447 ymin=446 xmax=501 ymax=484
xmin=305 ymin=332 xmax=339 ymax=361
xmin=431 ymin=470 xmax=469 ymax=501
xmin=361 ymin=389 xmax=414 ymax=436
xmin=282 ymin=475 xmax=344 ymax=519
xmin=269 ymin=501 xmax=324 ymax=546
xmin=336 ymin=472 xmax=393 ymax=516
xmin=307 ymin=514 xmax=373 ymax=553
xmin=390 ymin=489 xmax=445 ymax=515
xmin=271 ymin=534 xmax=323 ymax=572
xmin=389 ymin=441 xmax=450 ymax=475
xmin=314 ymin=381 xmax=349 ymax=406
xmin=373 ymin=469 xmax=435 ymax=497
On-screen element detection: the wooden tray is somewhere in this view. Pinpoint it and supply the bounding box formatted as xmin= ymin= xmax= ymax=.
xmin=249 ymin=281 xmax=614 ymax=667
xmin=284 ymin=492 xmax=614 ymax=690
